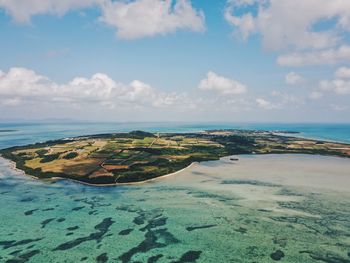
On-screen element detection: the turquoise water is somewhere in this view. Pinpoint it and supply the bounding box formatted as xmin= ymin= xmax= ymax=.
xmin=0 ymin=123 xmax=350 ymax=263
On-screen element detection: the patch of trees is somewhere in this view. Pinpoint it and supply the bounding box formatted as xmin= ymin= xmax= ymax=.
xmin=40 ymin=153 xmax=60 ymax=163
xmin=63 ymin=152 xmax=78 ymax=159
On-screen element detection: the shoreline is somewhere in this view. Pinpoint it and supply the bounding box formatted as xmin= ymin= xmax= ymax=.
xmin=3 ymin=150 xmax=350 ymax=187
xmin=2 ymin=152 xmax=350 ymax=187
xmin=272 ymin=131 xmax=350 ymax=144
xmin=1 ymin=128 xmax=349 ymax=187
xmin=0 ymin=156 xmax=197 ymax=187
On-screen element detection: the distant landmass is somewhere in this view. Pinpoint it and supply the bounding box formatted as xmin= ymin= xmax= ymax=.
xmin=1 ymin=129 xmax=349 ymax=185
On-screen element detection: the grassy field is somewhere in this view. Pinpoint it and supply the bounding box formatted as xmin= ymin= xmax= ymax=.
xmin=1 ymin=130 xmax=350 ymax=185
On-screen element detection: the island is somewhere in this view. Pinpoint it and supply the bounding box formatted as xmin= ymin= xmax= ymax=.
xmin=1 ymin=130 xmax=349 ymax=185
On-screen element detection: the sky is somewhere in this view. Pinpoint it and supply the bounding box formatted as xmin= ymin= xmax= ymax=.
xmin=0 ymin=0 xmax=349 ymax=123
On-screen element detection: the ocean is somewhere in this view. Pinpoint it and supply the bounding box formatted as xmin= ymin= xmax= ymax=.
xmin=0 ymin=122 xmax=349 ymax=263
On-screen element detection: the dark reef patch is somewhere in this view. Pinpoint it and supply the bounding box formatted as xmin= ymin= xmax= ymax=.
xmin=277 ymin=188 xmax=303 ymax=196
xmin=172 ymin=250 xmax=202 ymax=263
xmin=235 ymin=227 xmax=247 ymax=234
xmin=270 ymin=250 xmax=285 ymax=261
xmin=140 ymin=217 xmax=167 ymax=231
xmin=119 ymin=228 xmax=179 ymax=263
xmin=77 ymin=197 xmax=111 ymax=210
xmin=147 ymin=254 xmax=164 ymax=263
xmin=24 ymin=209 xmax=38 ymax=216
xmin=96 ymin=253 xmax=108 ymax=263
xmin=187 ymin=189 xmax=239 ymax=203
xmin=127 ymin=208 xmax=163 ymax=226
xmin=119 ymin=228 xmax=133 ymax=235
xmin=0 ymin=238 xmax=42 ymax=249
xmin=115 ymin=205 xmax=141 ymax=213
xmin=9 ymin=249 xmax=22 ymax=256
xmin=118 ymin=209 xmax=178 ymax=263
xmin=221 ymin=179 xmax=280 ymax=187
xmin=5 ymin=249 xmax=40 ymax=263
xmin=42 ymin=208 xmax=55 ymax=211
xmin=186 ymin=224 xmax=216 ymax=232
xmin=133 ymin=214 xmax=146 ymax=225
xmin=53 ymin=217 xmax=114 ymax=251
xmin=19 ymin=196 xmax=35 ymax=202
xmin=72 ymin=206 xmax=85 ymax=211
xmin=257 ymin=209 xmax=271 ymax=212
xmin=89 ymin=210 xmax=98 ymax=215
xmin=41 ymin=218 xmax=55 ymax=228
xmin=67 ymin=226 xmax=79 ymax=231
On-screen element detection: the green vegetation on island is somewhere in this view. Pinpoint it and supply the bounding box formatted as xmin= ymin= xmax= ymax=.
xmin=1 ymin=130 xmax=349 ymax=185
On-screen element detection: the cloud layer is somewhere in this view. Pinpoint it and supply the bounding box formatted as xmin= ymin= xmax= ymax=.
xmin=100 ymin=0 xmax=205 ymax=39
xmin=0 ymin=0 xmax=205 ymax=39
xmin=225 ymin=0 xmax=350 ymax=67
xmin=225 ymin=0 xmax=350 ymax=50
xmin=0 ymin=67 xmax=194 ymax=109
xmin=277 ymin=45 xmax=350 ymax=67
xmin=0 ymin=0 xmax=97 ymax=23
xmin=285 ymin=72 xmax=303 ymax=85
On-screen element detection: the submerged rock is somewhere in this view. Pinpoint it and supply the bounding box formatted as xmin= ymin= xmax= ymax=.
xmin=270 ymin=250 xmax=285 ymax=261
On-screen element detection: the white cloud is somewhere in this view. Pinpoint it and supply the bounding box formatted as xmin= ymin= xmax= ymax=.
xmin=285 ymin=72 xmax=303 ymax=85
xmin=0 ymin=0 xmax=205 ymax=39
xmin=0 ymin=0 xmax=98 ymax=23
xmin=225 ymin=0 xmax=350 ymax=68
xmin=224 ymin=6 xmax=256 ymax=40
xmin=309 ymin=91 xmax=323 ymax=100
xmin=255 ymin=90 xmax=303 ymax=110
xmin=1 ymin=97 xmax=21 ymax=106
xmin=318 ymin=67 xmax=350 ymax=95
xmin=0 ymin=67 xmax=194 ymax=109
xmin=335 ymin=67 xmax=350 ymax=79
xmin=198 ymin=71 xmax=247 ymax=95
xmin=319 ymin=79 xmax=350 ymax=95
xmin=0 ymin=67 xmax=54 ymax=96
xmin=255 ymin=98 xmax=278 ymax=110
xmin=271 ymin=91 xmax=302 ymax=105
xmin=330 ymin=104 xmax=348 ymax=111
xmin=277 ymin=45 xmax=350 ymax=67
xmin=99 ymin=0 xmax=205 ymax=40
xmin=225 ymin=0 xmax=350 ymax=51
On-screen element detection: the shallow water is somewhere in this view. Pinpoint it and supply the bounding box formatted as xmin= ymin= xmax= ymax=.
xmin=0 ymin=154 xmax=350 ymax=263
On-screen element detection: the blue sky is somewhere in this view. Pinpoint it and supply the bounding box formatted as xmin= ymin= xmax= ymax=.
xmin=0 ymin=0 xmax=349 ymax=122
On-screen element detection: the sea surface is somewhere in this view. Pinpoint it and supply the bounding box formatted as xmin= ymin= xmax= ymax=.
xmin=0 ymin=122 xmax=349 ymax=263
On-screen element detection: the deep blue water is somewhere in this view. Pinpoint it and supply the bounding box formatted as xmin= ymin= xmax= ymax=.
xmin=0 ymin=122 xmax=349 ymax=149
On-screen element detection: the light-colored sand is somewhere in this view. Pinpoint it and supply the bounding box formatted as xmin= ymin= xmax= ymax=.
xmin=165 ymin=154 xmax=350 ymax=193
xmin=154 ymin=154 xmax=350 ymax=215
xmin=2 ymin=153 xmax=350 ymax=193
